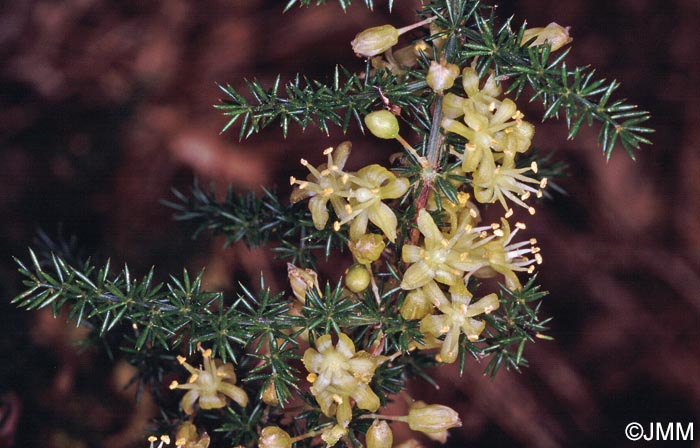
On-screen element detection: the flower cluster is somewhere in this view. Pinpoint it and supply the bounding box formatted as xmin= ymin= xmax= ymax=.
xmin=291 ymin=142 xmax=409 ymax=242
xmin=441 ymin=66 xmax=546 ymax=214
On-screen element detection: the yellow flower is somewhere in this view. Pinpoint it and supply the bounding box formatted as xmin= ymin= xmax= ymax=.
xmin=175 ymin=422 xmax=210 ymax=448
xmin=466 ymin=219 xmax=542 ymax=290
xmin=400 ymin=210 xmax=484 ymax=290
xmin=290 ymin=142 xmax=353 ymax=230
xmin=471 ymin=151 xmax=547 ymax=214
xmin=335 ymin=164 xmax=409 ymax=243
xmin=418 ymin=282 xmax=499 ymax=363
xmin=169 ymin=345 xmax=248 ymax=415
xmin=442 ymin=98 xmax=533 ymax=173
xmin=303 ymin=333 xmax=386 ymax=424
xmin=442 ymin=67 xmax=502 ymax=120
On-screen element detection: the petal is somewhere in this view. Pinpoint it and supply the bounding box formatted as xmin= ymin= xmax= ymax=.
xmin=443 ymin=93 xmax=466 ymax=119
xmin=422 ymin=280 xmax=449 ymax=308
xmin=332 ymin=141 xmax=352 ymax=170
xmin=461 ymin=67 xmax=480 ymax=96
xmin=492 ymin=98 xmax=517 ymax=125
xmin=440 ymin=327 xmax=461 ymax=363
xmin=416 ymin=210 xmax=443 ymax=244
xmin=400 ymin=260 xmax=435 ymax=290
xmin=302 ymin=348 xmax=322 ymax=373
xmin=315 ymin=334 xmax=334 ymax=353
xmin=309 ymin=196 xmax=329 ymax=230
xmin=466 ymin=293 xmax=500 ymax=316
xmin=401 ymin=244 xmax=423 ymax=263
xmin=349 ymin=211 xmax=369 ymax=241
xmin=180 ymin=389 xmax=200 ymax=415
xmin=218 ymin=383 xmax=249 ymax=407
xmin=348 ymin=352 xmax=379 ymax=378
xmin=367 ymin=202 xmax=398 ymax=243
xmin=379 ymin=177 xmax=409 ymax=199
xmin=462 ymin=318 xmax=486 ymax=341
xmin=420 ymin=314 xmax=448 ymax=336
xmin=433 ymin=267 xmax=460 ymax=286
xmin=198 ymin=391 xmax=226 ymax=410
xmin=356 ymin=164 xmax=392 ymax=186
xmin=336 ymin=333 xmax=356 ymax=358
xmin=353 ymin=383 xmax=380 ymax=412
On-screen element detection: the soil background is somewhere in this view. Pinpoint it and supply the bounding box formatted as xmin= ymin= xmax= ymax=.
xmin=1 ymin=0 xmax=699 ymax=447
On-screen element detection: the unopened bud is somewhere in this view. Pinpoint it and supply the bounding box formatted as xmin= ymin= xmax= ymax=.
xmin=345 ymin=264 xmax=371 ymax=293
xmin=400 ymin=290 xmax=433 ymax=320
xmin=262 ymin=381 xmax=279 ymax=406
xmin=426 ymin=60 xmax=460 ymax=94
xmin=352 ymin=25 xmax=400 ymax=57
xmin=365 ymin=110 xmax=400 ymax=139
xmin=407 ymin=402 xmax=462 ymax=434
xmin=366 ymin=420 xmax=393 ymax=448
xmin=258 ymin=426 xmax=292 ymax=448
xmin=521 ymin=22 xmax=572 ymax=52
xmin=287 ymin=263 xmax=320 ymax=304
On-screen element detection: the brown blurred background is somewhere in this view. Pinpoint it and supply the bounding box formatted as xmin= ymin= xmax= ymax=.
xmin=1 ymin=0 xmax=699 ymax=447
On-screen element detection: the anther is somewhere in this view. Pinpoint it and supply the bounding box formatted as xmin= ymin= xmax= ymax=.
xmin=531 ymin=161 xmax=539 ymax=173
xmin=289 ymin=176 xmax=296 ymax=185
xmin=515 ymin=222 xmax=526 ymax=230
xmin=323 ymin=147 xmax=334 ymax=155
xmin=528 ymin=206 xmax=536 ymax=215
xmin=300 ymin=158 xmax=308 ymax=166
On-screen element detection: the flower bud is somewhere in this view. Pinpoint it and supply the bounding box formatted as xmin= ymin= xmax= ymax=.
xmin=258 ymin=426 xmax=292 ymax=448
xmin=364 ymin=110 xmax=400 ymax=139
xmin=345 ymin=264 xmax=371 ymax=293
xmin=426 ymin=60 xmax=459 ymax=94
xmin=262 ymin=381 xmax=279 ymax=406
xmin=407 ymin=402 xmax=462 ymax=434
xmin=287 ymin=263 xmax=320 ymax=304
xmin=366 ymin=420 xmax=393 ymax=448
xmin=352 ymin=25 xmax=400 ymax=57
xmin=400 ymin=289 xmax=433 ymax=320
xmin=521 ymin=22 xmax=572 ymax=52
xmin=348 ymin=233 xmax=385 ymax=265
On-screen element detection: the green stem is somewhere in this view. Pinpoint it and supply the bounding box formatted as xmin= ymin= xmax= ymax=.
xmin=425 ymin=0 xmax=461 ymax=168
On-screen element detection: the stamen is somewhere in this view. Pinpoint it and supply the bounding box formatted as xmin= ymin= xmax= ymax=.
xmin=177 ymin=356 xmax=186 ymax=365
